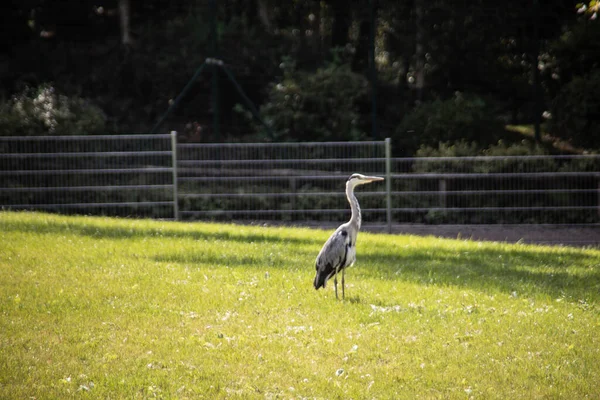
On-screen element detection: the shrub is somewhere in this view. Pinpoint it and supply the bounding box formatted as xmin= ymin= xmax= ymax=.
xmin=253 ymin=59 xmax=369 ymax=141
xmin=414 ymin=139 xmax=552 ymax=174
xmin=414 ymin=140 xmax=481 ymax=158
xmin=0 ymin=84 xmax=106 ymax=136
xmin=415 ymin=139 xmax=549 ymax=158
xmin=549 ymin=69 xmax=600 ymax=150
xmin=393 ymin=92 xmax=504 ymax=155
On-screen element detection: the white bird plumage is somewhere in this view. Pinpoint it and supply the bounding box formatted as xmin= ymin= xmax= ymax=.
xmin=313 ymin=173 xmax=384 ymax=299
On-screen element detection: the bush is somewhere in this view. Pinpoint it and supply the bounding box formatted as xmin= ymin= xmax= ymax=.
xmin=252 ymin=59 xmax=369 ymax=141
xmin=549 ymin=69 xmax=600 ymax=150
xmin=415 ymin=139 xmax=549 ymax=158
xmin=393 ymin=92 xmax=504 ymax=155
xmin=414 ymin=139 xmax=553 ymax=174
xmin=0 ymin=84 xmax=106 ymax=136
xmin=414 ymin=140 xmax=481 ymax=158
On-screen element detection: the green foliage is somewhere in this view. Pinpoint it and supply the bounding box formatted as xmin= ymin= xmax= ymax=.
xmin=2 ymin=1 xmax=588 ymax=148
xmin=576 ymin=1 xmax=600 ymax=19
xmin=393 ymin=93 xmax=504 ymax=155
xmin=414 ymin=140 xmax=557 ymax=189
xmin=549 ymin=70 xmax=600 ymax=150
xmin=415 ymin=139 xmax=550 ymax=159
xmin=545 ymin=20 xmax=600 ymax=93
xmin=483 ymin=140 xmax=551 ymax=157
xmin=256 ymin=59 xmax=369 ymax=141
xmin=414 ymin=140 xmax=481 ymax=158
xmin=0 ymin=85 xmax=106 ymax=136
xmin=1 ymin=212 xmax=600 ymax=398
xmin=544 ymin=21 xmax=600 ymax=150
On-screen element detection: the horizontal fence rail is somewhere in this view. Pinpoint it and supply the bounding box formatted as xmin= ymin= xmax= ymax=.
xmin=2 ymin=135 xmax=600 ymax=242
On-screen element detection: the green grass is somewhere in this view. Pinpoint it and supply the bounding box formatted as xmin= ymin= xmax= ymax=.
xmin=1 ymin=211 xmax=599 ymax=399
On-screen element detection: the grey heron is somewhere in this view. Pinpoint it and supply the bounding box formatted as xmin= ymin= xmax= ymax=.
xmin=313 ymin=173 xmax=384 ymax=299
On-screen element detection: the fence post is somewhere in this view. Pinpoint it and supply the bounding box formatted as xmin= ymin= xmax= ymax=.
xmin=439 ymin=179 xmax=447 ymax=208
xmin=385 ymin=138 xmax=392 ymax=234
xmin=170 ymin=131 xmax=179 ymax=221
xmin=289 ymin=177 xmax=297 ymax=221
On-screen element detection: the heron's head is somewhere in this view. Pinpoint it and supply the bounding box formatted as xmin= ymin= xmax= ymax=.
xmin=346 ymin=173 xmax=384 ymax=189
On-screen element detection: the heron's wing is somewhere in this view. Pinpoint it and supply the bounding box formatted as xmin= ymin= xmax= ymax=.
xmin=314 ymin=228 xmax=350 ymax=288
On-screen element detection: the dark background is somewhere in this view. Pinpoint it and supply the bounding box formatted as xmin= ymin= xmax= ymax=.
xmin=1 ymin=1 xmax=598 ymax=155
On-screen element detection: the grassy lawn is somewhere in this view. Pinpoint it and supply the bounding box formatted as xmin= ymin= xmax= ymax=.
xmin=1 ymin=211 xmax=599 ymax=399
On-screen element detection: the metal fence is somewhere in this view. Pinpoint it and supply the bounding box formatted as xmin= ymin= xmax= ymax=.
xmin=176 ymin=139 xmax=390 ymax=230
xmin=391 ymin=155 xmax=600 ymax=225
xmin=2 ymin=134 xmax=600 ymax=234
xmin=0 ymin=134 xmax=177 ymax=219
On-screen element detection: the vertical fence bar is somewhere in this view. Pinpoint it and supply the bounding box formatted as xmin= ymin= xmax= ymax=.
xmin=171 ymin=131 xmax=179 ymax=221
xmin=385 ymin=138 xmax=392 ymax=233
xmin=439 ymin=179 xmax=447 ymax=208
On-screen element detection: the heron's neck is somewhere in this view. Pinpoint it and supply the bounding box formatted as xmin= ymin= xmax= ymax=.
xmin=346 ymin=183 xmax=361 ymax=230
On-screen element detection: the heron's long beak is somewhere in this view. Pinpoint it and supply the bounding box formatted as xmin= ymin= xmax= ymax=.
xmin=363 ymin=176 xmax=384 ymax=183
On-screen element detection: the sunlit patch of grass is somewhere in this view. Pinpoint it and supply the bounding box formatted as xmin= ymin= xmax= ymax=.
xmin=505 ymin=124 xmax=585 ymax=154
xmin=1 ymin=211 xmax=599 ymax=398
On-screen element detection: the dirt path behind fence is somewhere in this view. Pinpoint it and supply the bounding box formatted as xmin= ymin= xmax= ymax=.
xmin=259 ymin=221 xmax=599 ymax=247
xmin=384 ymin=224 xmax=600 ymax=247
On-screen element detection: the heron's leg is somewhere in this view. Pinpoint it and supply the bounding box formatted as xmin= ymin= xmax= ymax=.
xmin=334 ymin=275 xmax=338 ymax=299
xmin=342 ymin=267 xmax=345 ymax=300
xmin=334 ymin=266 xmax=339 ymax=299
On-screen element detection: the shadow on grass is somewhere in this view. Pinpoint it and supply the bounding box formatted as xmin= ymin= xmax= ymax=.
xmin=363 ymin=246 xmax=600 ymax=302
xmin=153 ymin=252 xmax=278 ymax=267
xmin=4 ymin=213 xmax=599 ymax=302
xmin=0 ymin=217 xmax=319 ymax=245
xmin=154 ymin=243 xmax=600 ymax=302
xmin=344 ymin=295 xmax=363 ymax=304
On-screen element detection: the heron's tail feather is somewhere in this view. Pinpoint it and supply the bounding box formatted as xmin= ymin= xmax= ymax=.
xmin=314 ymin=272 xmax=327 ymax=290
xmin=314 ymin=262 xmax=336 ymax=290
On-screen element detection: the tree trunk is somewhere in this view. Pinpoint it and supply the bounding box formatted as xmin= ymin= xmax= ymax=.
xmin=353 ymin=20 xmax=370 ymax=72
xmin=331 ymin=0 xmax=350 ymax=48
xmin=414 ymin=0 xmax=425 ymax=102
xmin=532 ymin=0 xmax=541 ymax=142
xmin=257 ymin=0 xmax=272 ymax=31
xmin=118 ymin=0 xmax=133 ymax=46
